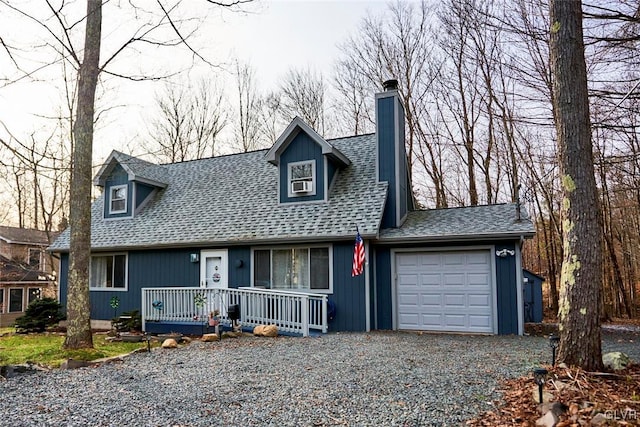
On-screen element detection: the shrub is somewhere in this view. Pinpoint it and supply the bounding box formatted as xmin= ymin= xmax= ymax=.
xmin=14 ymin=298 xmax=65 ymax=333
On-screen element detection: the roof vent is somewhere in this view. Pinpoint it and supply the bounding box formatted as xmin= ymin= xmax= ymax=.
xmin=382 ymin=79 xmax=398 ymax=91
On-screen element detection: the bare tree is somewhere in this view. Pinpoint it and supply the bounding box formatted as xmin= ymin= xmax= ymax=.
xmin=550 ymin=0 xmax=603 ymax=370
xmin=232 ymin=60 xmax=264 ymax=152
xmin=280 ymin=67 xmax=327 ymax=134
xmin=0 ymin=0 xmax=252 ymax=349
xmin=146 ymin=78 xmax=227 ymax=163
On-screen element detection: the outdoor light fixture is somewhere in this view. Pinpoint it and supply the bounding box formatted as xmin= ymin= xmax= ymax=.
xmin=533 ymin=368 xmax=548 ymax=403
xmin=190 ymin=253 xmax=199 ymax=263
xmin=549 ymin=334 xmax=560 ymax=366
xmin=495 ymin=248 xmax=515 ymax=257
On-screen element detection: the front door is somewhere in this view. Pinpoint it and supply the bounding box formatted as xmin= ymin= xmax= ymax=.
xmin=200 ymin=250 xmax=229 ymax=289
xmin=200 ymin=250 xmax=229 ymax=316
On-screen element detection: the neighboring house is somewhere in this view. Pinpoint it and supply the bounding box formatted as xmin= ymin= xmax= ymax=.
xmin=0 ymin=226 xmax=59 ymax=327
xmin=50 ymin=81 xmax=535 ymax=335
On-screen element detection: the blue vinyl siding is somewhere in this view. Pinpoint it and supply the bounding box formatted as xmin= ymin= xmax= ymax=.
xmin=495 ymin=242 xmax=518 ymax=334
xmin=135 ymin=182 xmax=155 ymax=209
xmin=330 ymin=242 xmax=366 ymax=332
xmin=59 ymin=247 xmax=252 ymax=321
xmin=398 ymin=113 xmax=409 ymax=222
xmin=374 ymin=247 xmax=393 ymax=330
xmin=279 ymin=132 xmax=325 ymax=203
xmin=377 ymin=96 xmax=398 ymax=228
xmin=59 ymin=254 xmax=69 ymax=307
xmin=103 ymin=164 xmax=132 ymax=219
xmin=327 ymin=158 xmax=338 ymax=189
xmin=229 ymin=246 xmax=251 ymax=288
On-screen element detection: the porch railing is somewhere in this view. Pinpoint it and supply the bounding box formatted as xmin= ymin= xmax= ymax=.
xmin=141 ymin=287 xmax=328 ymax=337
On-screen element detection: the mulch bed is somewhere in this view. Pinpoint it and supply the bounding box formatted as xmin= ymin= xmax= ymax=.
xmin=466 ymin=364 xmax=639 ymax=426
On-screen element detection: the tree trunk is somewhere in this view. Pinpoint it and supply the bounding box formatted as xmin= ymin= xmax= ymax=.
xmin=64 ymin=0 xmax=102 ymax=349
xmin=550 ymin=0 xmax=603 ymax=370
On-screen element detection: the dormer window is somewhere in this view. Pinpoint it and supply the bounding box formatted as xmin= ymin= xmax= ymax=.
xmin=109 ymin=185 xmax=127 ymax=214
xmin=288 ymin=160 xmax=315 ymax=197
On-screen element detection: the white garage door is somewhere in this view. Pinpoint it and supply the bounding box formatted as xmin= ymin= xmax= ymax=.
xmin=396 ymin=250 xmax=494 ymax=333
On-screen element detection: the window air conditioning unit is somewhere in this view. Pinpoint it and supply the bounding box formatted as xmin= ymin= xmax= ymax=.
xmin=292 ymin=181 xmax=312 ymax=193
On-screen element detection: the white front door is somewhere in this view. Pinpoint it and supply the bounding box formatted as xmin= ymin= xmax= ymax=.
xmin=200 ymin=250 xmax=229 ymax=289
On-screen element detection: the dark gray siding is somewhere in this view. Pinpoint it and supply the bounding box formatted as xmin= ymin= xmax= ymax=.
xmin=377 ymin=96 xmax=397 ymax=228
xmin=229 ymin=247 xmax=251 ymax=288
xmin=374 ymin=247 xmax=393 ymax=330
xmin=103 ymin=164 xmax=132 ymax=219
xmin=327 ymin=158 xmax=338 ymax=189
xmin=59 ymin=254 xmax=69 ymax=307
xmin=523 ymin=270 xmax=544 ymax=323
xmin=279 ymin=132 xmax=325 ymax=203
xmin=135 ymin=182 xmax=155 ymax=209
xmin=331 ymin=242 xmax=366 ymax=332
xmin=398 ymin=115 xmax=409 ymax=221
xmin=494 ymin=242 xmax=518 ymax=334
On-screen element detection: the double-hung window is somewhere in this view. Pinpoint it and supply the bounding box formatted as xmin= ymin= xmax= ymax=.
xmin=253 ymin=246 xmax=331 ymax=292
xmin=288 ymin=160 xmax=315 ymax=196
xmin=90 ymin=254 xmax=127 ymax=290
xmin=28 ymin=248 xmax=42 ymax=269
xmin=109 ymin=185 xmax=127 ymax=214
xmin=8 ymin=288 xmax=23 ymax=312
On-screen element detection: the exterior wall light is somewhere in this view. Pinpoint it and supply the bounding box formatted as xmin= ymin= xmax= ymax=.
xmin=190 ymin=253 xmax=199 ymax=263
xmin=496 ymin=248 xmax=515 ymax=257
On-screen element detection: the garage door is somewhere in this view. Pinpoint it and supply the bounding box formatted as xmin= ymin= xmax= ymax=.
xmin=396 ymin=250 xmax=494 ymax=333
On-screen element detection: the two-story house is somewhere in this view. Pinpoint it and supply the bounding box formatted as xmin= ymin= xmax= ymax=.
xmin=50 ymin=81 xmax=535 ymax=336
xmin=0 ymin=226 xmax=58 ymax=327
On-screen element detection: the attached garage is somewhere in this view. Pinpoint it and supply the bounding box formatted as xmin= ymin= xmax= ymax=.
xmin=395 ymin=249 xmax=496 ymax=334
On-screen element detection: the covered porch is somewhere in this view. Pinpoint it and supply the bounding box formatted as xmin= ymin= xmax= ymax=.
xmin=141 ymin=287 xmax=329 ymax=337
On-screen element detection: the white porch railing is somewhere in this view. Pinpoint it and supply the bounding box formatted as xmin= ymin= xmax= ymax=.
xmin=141 ymin=287 xmax=328 ymax=337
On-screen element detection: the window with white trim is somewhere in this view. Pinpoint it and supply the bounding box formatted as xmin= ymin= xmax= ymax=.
xmin=109 ymin=185 xmax=127 ymax=214
xmin=254 ymin=247 xmax=330 ymax=291
xmin=8 ymin=288 xmax=23 ymax=312
xmin=0 ymin=289 xmax=4 ymax=313
xmin=90 ymin=254 xmax=127 ymax=290
xmin=288 ymin=160 xmax=315 ymax=196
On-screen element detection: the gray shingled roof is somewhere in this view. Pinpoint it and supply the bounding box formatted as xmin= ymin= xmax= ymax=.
xmin=379 ymin=204 xmax=535 ymax=242
xmin=51 ymin=134 xmax=388 ymax=251
xmin=0 ymin=226 xmax=57 ymax=245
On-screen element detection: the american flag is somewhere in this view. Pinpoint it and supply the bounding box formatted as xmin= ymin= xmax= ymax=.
xmin=352 ymin=228 xmax=365 ymax=277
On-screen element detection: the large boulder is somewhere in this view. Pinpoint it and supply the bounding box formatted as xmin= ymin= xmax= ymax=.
xmin=602 ymin=352 xmax=631 ymax=371
xmin=161 ymin=338 xmax=178 ymax=348
xmin=262 ymin=325 xmax=278 ymax=337
xmin=202 ymin=333 xmax=219 ymax=342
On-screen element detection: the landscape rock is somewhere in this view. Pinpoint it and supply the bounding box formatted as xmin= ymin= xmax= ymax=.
xmin=161 ymin=338 xmax=178 ymax=348
xmin=222 ymin=331 xmax=240 ymax=339
xmin=535 ymin=410 xmax=558 ymax=427
xmin=590 ymin=413 xmax=608 ymax=426
xmin=202 ymin=334 xmax=219 ymax=342
xmin=60 ymin=359 xmax=95 ymax=370
xmin=602 ymin=351 xmax=630 ymax=371
xmin=262 ymin=325 xmax=278 ymax=337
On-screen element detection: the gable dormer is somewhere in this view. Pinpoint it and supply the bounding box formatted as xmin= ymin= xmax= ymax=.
xmin=93 ymin=151 xmax=167 ymax=219
xmin=265 ymin=117 xmax=350 ymax=204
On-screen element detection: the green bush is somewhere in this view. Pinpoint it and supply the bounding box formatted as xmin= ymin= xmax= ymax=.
xmin=14 ymin=298 xmax=65 ymax=333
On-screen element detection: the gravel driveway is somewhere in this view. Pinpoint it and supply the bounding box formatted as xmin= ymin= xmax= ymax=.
xmin=0 ymin=330 xmax=636 ymax=427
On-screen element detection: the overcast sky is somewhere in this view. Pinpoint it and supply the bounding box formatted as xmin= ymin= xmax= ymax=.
xmin=0 ymin=0 xmax=389 ymax=161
